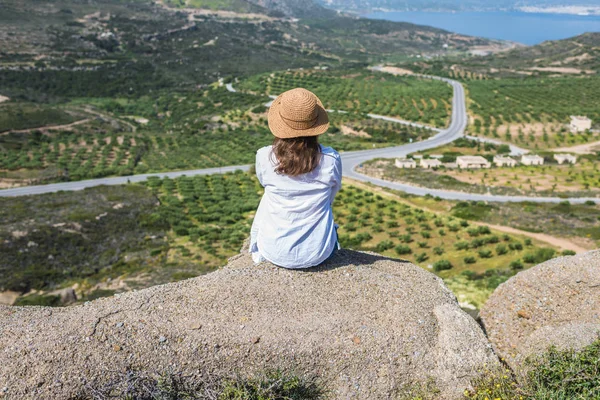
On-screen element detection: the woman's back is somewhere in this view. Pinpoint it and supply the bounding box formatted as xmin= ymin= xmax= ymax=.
xmin=250 ymin=144 xmax=341 ymax=269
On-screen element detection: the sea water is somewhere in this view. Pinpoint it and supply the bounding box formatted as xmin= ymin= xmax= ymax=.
xmin=364 ymin=11 xmax=600 ymax=45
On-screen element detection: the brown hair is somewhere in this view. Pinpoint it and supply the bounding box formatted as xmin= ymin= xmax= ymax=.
xmin=271 ymin=136 xmax=321 ymax=177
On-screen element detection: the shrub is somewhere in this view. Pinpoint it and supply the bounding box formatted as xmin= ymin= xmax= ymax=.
xmin=386 ymin=221 xmax=399 ymax=228
xmin=467 ymin=228 xmax=480 ymax=237
xmin=371 ymin=224 xmax=383 ymax=233
xmin=467 ymin=340 xmax=600 ymax=399
xmin=448 ymin=224 xmax=460 ymax=232
xmin=478 ymin=249 xmax=493 ymax=258
xmin=562 ymin=250 xmax=576 ymax=256
xmin=509 ymin=242 xmax=523 ymax=251
xmin=496 ymin=244 xmax=508 ymax=255
xmin=477 ymin=226 xmax=491 ymax=235
xmin=376 ymin=240 xmax=394 ymax=252
xmin=174 ymin=227 xmax=190 ymax=236
xmin=470 ymin=238 xmax=485 ymax=249
xmin=464 ymin=256 xmax=476 ymax=264
xmin=420 ymin=231 xmax=431 ymax=239
xmin=524 ymin=238 xmax=532 ymax=246
xmin=415 ymin=253 xmax=429 ymax=263
xmin=433 ymin=246 xmax=444 ymax=255
xmin=417 ymin=241 xmax=429 ymax=249
xmin=401 ymin=234 xmax=413 ymax=243
xmin=438 ymin=229 xmax=446 ymax=236
xmin=433 ymin=260 xmax=453 ymax=272
xmin=454 ymin=241 xmax=469 ymax=250
xmin=510 ymin=259 xmax=524 ymax=270
xmin=484 ymin=235 xmax=499 ymax=244
xmin=395 ymin=245 xmax=412 ymax=255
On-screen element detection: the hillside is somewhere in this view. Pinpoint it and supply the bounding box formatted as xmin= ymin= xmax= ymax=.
xmin=465 ymin=32 xmax=600 ymax=76
xmin=393 ymin=32 xmax=600 ymax=78
xmin=318 ymin=0 xmax=600 ymax=13
xmin=161 ymin=0 xmax=337 ymax=18
xmin=0 ymin=0 xmax=501 ymax=103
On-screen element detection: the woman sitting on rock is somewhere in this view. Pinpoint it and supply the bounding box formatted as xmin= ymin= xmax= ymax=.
xmin=250 ymin=88 xmax=342 ymax=269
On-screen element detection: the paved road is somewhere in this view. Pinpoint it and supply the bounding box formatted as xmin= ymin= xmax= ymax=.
xmin=1 ymin=73 xmax=597 ymax=203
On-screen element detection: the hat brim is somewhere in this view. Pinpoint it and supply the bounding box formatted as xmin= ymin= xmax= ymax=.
xmin=267 ymin=93 xmax=330 ymax=139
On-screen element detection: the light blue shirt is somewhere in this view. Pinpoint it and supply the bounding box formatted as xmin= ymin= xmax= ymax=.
xmin=250 ymin=144 xmax=342 ymax=269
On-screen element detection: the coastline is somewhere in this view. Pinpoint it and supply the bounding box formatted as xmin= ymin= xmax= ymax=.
xmin=358 ymin=7 xmax=600 ymax=17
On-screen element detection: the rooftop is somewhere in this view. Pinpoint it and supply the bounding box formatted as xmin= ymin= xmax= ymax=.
xmin=457 ymin=156 xmax=489 ymax=163
xmin=570 ymin=115 xmax=592 ymax=121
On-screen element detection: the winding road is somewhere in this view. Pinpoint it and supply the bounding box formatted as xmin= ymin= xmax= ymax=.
xmin=0 ymin=73 xmax=597 ymax=204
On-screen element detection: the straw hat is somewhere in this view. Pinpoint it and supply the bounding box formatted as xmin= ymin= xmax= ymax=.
xmin=268 ymin=88 xmax=329 ymax=138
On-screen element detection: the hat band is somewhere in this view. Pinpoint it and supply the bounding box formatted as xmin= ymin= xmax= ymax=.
xmin=280 ymin=112 xmax=319 ymax=130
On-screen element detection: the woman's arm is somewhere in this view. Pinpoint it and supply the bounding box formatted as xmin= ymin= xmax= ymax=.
xmin=331 ymin=154 xmax=342 ymax=203
xmin=255 ymin=150 xmax=265 ymax=187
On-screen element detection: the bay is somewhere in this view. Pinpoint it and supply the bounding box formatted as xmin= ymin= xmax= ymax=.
xmin=364 ymin=11 xmax=600 ymax=45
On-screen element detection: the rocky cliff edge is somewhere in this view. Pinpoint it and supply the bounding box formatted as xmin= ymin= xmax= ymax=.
xmin=0 ymin=250 xmax=499 ymax=399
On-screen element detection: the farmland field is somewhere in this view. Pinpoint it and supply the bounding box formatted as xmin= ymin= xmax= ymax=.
xmin=0 ymin=83 xmax=434 ymax=187
xmin=1 ymin=172 xmax=562 ymax=309
xmin=466 ymin=77 xmax=600 ymax=149
xmin=238 ymin=69 xmax=453 ymax=128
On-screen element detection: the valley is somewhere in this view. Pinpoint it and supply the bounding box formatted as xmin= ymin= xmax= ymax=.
xmin=0 ymin=0 xmax=598 ymax=307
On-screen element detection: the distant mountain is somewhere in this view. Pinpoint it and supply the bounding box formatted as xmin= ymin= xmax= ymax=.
xmin=478 ymin=32 xmax=600 ymax=73
xmin=318 ymin=0 xmax=600 ymax=13
xmin=402 ymin=32 xmax=600 ymax=78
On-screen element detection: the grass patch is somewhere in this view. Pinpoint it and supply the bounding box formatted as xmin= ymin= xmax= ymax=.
xmin=466 ymin=339 xmax=600 ymax=400
xmin=75 ymin=368 xmax=323 ymax=400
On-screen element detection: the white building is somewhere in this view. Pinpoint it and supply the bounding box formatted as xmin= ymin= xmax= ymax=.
xmin=554 ymin=154 xmax=577 ymax=165
xmin=493 ymin=155 xmax=517 ymax=167
xmin=521 ymin=155 xmax=544 ymax=166
xmin=456 ymin=156 xmax=491 ymax=169
xmin=570 ymin=116 xmax=592 ymax=133
xmin=395 ymin=158 xmax=417 ymax=169
xmin=420 ymin=159 xmax=443 ymax=169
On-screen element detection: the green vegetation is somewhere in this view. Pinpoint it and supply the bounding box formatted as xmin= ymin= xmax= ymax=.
xmin=144 ymin=171 xmax=261 ymax=265
xmin=2 ymin=175 xmax=562 ymax=307
xmin=468 ymin=77 xmax=600 ymax=132
xmin=164 ymin=0 xmax=265 ymax=13
xmin=396 ymin=33 xmax=600 ymax=79
xmin=0 ymin=185 xmax=172 ymax=296
xmin=0 ymin=103 xmax=79 ymax=132
xmin=0 ymin=84 xmax=433 ymax=186
xmin=332 ymin=185 xmax=555 ymax=307
xmin=77 ymin=368 xmax=323 ymax=400
xmin=466 ymin=339 xmax=600 ymax=400
xmin=240 ymin=69 xmax=453 ymax=127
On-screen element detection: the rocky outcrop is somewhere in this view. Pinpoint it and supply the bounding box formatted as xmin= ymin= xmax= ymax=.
xmin=0 ymin=250 xmax=498 ymax=399
xmin=481 ymin=250 xmax=600 ymax=370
